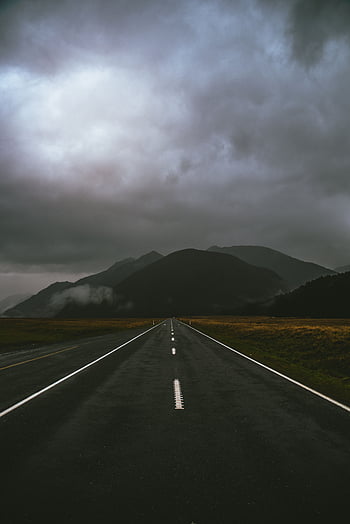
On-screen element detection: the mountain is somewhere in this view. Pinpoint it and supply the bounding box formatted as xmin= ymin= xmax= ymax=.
xmin=4 ymin=282 xmax=73 ymax=317
xmin=208 ymin=245 xmax=335 ymax=290
xmin=4 ymin=251 xmax=163 ymax=318
xmin=270 ymin=272 xmax=350 ymax=317
xmin=57 ymin=249 xmax=287 ymax=317
xmin=74 ymin=251 xmax=163 ymax=287
xmin=0 ymin=293 xmax=31 ymax=315
xmin=334 ymin=265 xmax=350 ymax=273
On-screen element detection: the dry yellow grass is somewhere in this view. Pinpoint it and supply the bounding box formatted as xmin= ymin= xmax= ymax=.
xmin=181 ymin=316 xmax=350 ymax=405
xmin=0 ymin=317 xmax=163 ymax=352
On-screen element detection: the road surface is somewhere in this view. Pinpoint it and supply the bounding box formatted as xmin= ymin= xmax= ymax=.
xmin=1 ymin=319 xmax=349 ymax=523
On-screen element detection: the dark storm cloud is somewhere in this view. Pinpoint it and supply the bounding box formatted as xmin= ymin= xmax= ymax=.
xmin=1 ymin=0 xmax=350 ymax=298
xmin=288 ymin=0 xmax=350 ymax=66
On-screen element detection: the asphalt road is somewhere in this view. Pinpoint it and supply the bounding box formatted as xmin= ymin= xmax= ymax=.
xmin=1 ymin=319 xmax=349 ymax=524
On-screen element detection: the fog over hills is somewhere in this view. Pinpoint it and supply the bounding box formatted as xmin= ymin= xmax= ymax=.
xmin=1 ymin=0 xmax=350 ymax=306
xmin=57 ymin=249 xmax=286 ymax=317
xmin=4 ymin=244 xmax=345 ymax=318
xmin=5 ymin=252 xmax=163 ymax=317
xmin=208 ymin=245 xmax=335 ymax=290
xmin=5 ymin=282 xmax=73 ymax=318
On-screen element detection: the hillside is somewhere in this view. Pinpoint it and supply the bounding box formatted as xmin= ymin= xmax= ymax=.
xmin=74 ymin=251 xmax=162 ymax=287
xmin=335 ymin=265 xmax=350 ymax=273
xmin=0 ymin=293 xmax=31 ymax=315
xmin=5 ymin=282 xmax=73 ymax=318
xmin=208 ymin=245 xmax=335 ymax=290
xmin=58 ymin=249 xmax=287 ymax=317
xmin=4 ymin=251 xmax=163 ymax=318
xmin=270 ymin=271 xmax=350 ymax=317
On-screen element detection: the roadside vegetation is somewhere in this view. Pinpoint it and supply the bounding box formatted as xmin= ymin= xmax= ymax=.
xmin=0 ymin=318 xmax=162 ymax=353
xmin=181 ymin=316 xmax=350 ymax=405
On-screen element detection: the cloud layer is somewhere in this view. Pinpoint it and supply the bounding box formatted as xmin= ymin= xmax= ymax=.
xmin=1 ymin=0 xmax=350 ymax=296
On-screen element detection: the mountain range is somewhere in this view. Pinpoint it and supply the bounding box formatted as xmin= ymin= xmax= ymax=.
xmin=3 ymin=244 xmax=337 ymax=318
xmin=5 ymin=251 xmax=162 ymax=318
xmin=57 ymin=249 xmax=286 ymax=317
xmin=207 ymin=245 xmax=335 ymax=290
xmin=335 ymin=265 xmax=350 ymax=273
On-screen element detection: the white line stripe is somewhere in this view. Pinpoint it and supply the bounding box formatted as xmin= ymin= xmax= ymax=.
xmin=0 ymin=345 xmax=79 ymax=372
xmin=0 ymin=322 xmax=162 ymax=419
xmin=172 ymin=347 xmax=176 ymax=355
xmin=173 ymin=379 xmax=184 ymax=409
xmin=171 ymin=336 xmax=175 ymax=341
xmin=180 ymin=321 xmax=350 ymax=413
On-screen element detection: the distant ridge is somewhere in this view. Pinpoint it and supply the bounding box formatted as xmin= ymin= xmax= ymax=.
xmin=208 ymin=245 xmax=335 ymax=290
xmin=334 ymin=265 xmax=350 ymax=273
xmin=57 ymin=249 xmax=287 ymax=317
xmin=270 ymin=271 xmax=350 ymax=317
xmin=5 ymin=245 xmax=340 ymax=319
xmin=4 ymin=251 xmax=163 ymax=318
xmin=0 ymin=293 xmax=31 ymax=315
xmin=4 ymin=282 xmax=73 ymax=317
xmin=74 ymin=251 xmax=162 ymax=287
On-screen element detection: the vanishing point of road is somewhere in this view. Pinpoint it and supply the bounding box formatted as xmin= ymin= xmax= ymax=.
xmin=1 ymin=319 xmax=349 ymax=523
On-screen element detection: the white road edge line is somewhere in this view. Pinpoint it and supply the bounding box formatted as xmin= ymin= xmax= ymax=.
xmin=173 ymin=378 xmax=184 ymax=409
xmin=180 ymin=321 xmax=350 ymax=413
xmin=0 ymin=321 xmax=163 ymax=419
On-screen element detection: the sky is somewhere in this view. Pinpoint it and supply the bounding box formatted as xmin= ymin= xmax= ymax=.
xmin=1 ymin=0 xmax=350 ymax=299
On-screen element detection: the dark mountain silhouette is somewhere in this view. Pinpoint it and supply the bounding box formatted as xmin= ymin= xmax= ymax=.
xmin=0 ymin=293 xmax=31 ymax=315
xmin=270 ymin=271 xmax=350 ymax=317
xmin=7 ymin=245 xmax=341 ymax=319
xmin=5 ymin=282 xmax=73 ymax=317
xmin=74 ymin=251 xmax=163 ymax=287
xmin=208 ymin=245 xmax=335 ymax=290
xmin=335 ymin=265 xmax=350 ymax=273
xmin=58 ymin=249 xmax=287 ymax=317
xmin=4 ymin=251 xmax=163 ymax=317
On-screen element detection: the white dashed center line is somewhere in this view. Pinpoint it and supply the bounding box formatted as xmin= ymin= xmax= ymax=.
xmin=172 ymin=347 xmax=176 ymax=355
xmin=171 ymin=336 xmax=175 ymax=341
xmin=173 ymin=379 xmax=184 ymax=409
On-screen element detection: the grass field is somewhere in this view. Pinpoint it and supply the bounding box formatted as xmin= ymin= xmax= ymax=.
xmin=181 ymin=316 xmax=350 ymax=406
xmin=0 ymin=318 xmax=162 ymax=353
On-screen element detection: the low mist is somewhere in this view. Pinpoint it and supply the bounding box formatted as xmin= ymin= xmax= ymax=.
xmin=50 ymin=285 xmax=115 ymax=314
